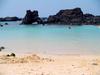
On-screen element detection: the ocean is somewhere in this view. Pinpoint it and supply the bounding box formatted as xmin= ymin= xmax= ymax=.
xmin=0 ymin=21 xmax=100 ymax=55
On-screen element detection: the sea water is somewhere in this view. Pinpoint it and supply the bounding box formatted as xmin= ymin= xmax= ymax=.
xmin=0 ymin=21 xmax=100 ymax=55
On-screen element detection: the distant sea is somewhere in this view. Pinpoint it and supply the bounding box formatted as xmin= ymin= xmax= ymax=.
xmin=0 ymin=21 xmax=100 ymax=55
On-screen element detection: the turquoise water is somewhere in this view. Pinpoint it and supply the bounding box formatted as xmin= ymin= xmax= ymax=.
xmin=0 ymin=21 xmax=100 ymax=54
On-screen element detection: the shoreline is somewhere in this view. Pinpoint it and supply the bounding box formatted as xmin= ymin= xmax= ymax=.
xmin=0 ymin=52 xmax=100 ymax=75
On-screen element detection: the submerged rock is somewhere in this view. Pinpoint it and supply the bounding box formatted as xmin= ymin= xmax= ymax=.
xmin=5 ymin=23 xmax=8 ymax=25
xmin=0 ymin=24 xmax=3 ymax=27
xmin=68 ymin=27 xmax=71 ymax=29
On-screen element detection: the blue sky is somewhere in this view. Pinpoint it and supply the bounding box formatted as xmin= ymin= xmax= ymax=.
xmin=0 ymin=0 xmax=100 ymax=17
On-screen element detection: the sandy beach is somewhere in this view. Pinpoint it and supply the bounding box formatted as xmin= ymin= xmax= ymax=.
xmin=0 ymin=52 xmax=99 ymax=75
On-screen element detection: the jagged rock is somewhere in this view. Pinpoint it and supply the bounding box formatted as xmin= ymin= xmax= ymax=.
xmin=22 ymin=10 xmax=43 ymax=24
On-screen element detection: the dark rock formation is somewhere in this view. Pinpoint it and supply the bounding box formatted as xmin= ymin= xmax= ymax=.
xmin=0 ymin=24 xmax=3 ymax=27
xmin=6 ymin=53 xmax=16 ymax=57
xmin=5 ymin=23 xmax=8 ymax=25
xmin=0 ymin=17 xmax=21 ymax=21
xmin=0 ymin=8 xmax=100 ymax=25
xmin=10 ymin=53 xmax=16 ymax=57
xmin=47 ymin=8 xmax=100 ymax=25
xmin=83 ymin=14 xmax=95 ymax=24
xmin=94 ymin=16 xmax=100 ymax=25
xmin=22 ymin=10 xmax=43 ymax=24
xmin=0 ymin=46 xmax=5 ymax=51
xmin=82 ymin=14 xmax=100 ymax=25
xmin=47 ymin=8 xmax=84 ymax=25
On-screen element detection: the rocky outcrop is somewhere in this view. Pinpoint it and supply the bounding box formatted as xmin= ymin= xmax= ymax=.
xmin=0 ymin=17 xmax=21 ymax=21
xmin=83 ymin=14 xmax=95 ymax=24
xmin=47 ymin=8 xmax=84 ymax=25
xmin=2 ymin=8 xmax=99 ymax=25
xmin=47 ymin=8 xmax=100 ymax=25
xmin=22 ymin=10 xmax=43 ymax=24
xmin=94 ymin=16 xmax=100 ymax=25
xmin=83 ymin=14 xmax=100 ymax=25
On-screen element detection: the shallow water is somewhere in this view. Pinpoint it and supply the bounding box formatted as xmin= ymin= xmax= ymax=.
xmin=0 ymin=21 xmax=100 ymax=54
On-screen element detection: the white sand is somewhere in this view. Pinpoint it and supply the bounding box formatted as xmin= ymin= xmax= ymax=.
xmin=0 ymin=52 xmax=100 ymax=75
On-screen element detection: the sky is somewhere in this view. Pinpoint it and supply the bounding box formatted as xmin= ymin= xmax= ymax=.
xmin=0 ymin=0 xmax=100 ymax=17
